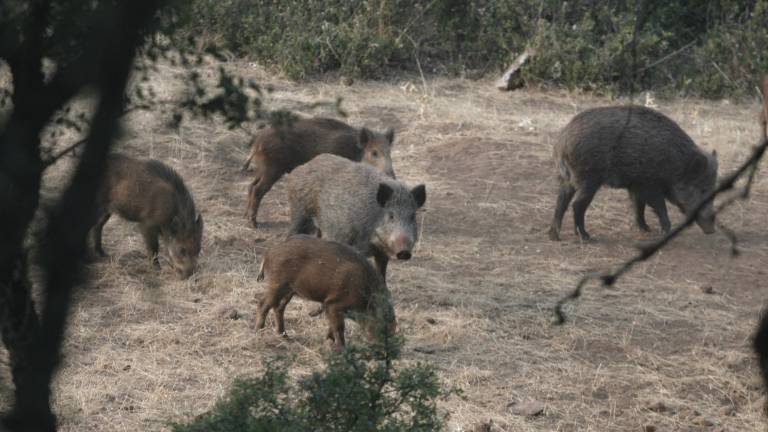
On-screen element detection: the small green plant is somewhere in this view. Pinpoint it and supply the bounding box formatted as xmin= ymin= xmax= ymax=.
xmin=172 ymin=304 xmax=458 ymax=432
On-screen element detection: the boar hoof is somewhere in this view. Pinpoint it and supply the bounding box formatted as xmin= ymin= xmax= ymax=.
xmin=325 ymin=339 xmax=343 ymax=352
xmin=638 ymin=223 xmax=651 ymax=233
xmin=547 ymin=227 xmax=561 ymax=241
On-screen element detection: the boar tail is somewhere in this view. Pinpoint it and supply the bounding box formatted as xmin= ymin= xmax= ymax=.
xmin=256 ymin=258 xmax=266 ymax=282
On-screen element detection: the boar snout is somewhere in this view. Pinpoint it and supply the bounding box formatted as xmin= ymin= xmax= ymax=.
xmin=388 ymin=231 xmax=415 ymax=260
xmin=697 ymin=215 xmax=716 ymax=234
xmin=176 ymin=266 xmax=195 ymax=280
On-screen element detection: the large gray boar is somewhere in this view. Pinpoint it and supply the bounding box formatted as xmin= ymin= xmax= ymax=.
xmin=243 ymin=117 xmax=396 ymax=227
xmin=91 ymin=154 xmax=203 ymax=279
xmin=286 ymin=154 xmax=426 ymax=278
xmin=548 ymin=105 xmax=718 ymax=241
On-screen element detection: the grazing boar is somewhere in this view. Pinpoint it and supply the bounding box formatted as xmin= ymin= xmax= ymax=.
xmin=760 ymin=76 xmax=768 ymax=142
xmin=255 ymin=234 xmax=396 ymax=350
xmin=243 ymin=117 xmax=396 ymax=227
xmin=286 ymin=154 xmax=426 ymax=279
xmin=91 ymin=153 xmax=203 ymax=279
xmin=548 ymin=105 xmax=718 ymax=241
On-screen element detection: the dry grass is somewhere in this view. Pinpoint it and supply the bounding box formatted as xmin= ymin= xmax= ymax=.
xmin=3 ymin=61 xmax=768 ymax=431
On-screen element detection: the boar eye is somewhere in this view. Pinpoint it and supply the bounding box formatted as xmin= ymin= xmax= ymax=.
xmin=180 ymin=248 xmax=187 ymax=256
xmin=388 ymin=212 xmax=394 ymax=221
xmin=372 ymin=150 xmax=379 ymax=158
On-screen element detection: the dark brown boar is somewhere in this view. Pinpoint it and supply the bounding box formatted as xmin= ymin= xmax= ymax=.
xmin=244 ymin=117 xmax=396 ymax=227
xmin=760 ymin=76 xmax=768 ymax=142
xmin=91 ymin=153 xmax=203 ymax=279
xmin=286 ymin=154 xmax=425 ymax=279
xmin=255 ymin=234 xmax=396 ymax=350
xmin=548 ymin=105 xmax=718 ymax=241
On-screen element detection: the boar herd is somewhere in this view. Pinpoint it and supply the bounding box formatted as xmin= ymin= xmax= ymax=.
xmin=86 ymin=90 xmax=768 ymax=350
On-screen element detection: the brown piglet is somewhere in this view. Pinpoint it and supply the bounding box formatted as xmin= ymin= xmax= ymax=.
xmin=255 ymin=234 xmax=396 ymax=350
xmin=91 ymin=153 xmax=203 ymax=279
xmin=243 ymin=117 xmax=396 ymax=227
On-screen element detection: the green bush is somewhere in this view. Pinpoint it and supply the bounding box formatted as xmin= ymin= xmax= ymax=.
xmin=171 ymin=332 xmax=457 ymax=432
xmin=168 ymin=0 xmax=768 ymax=97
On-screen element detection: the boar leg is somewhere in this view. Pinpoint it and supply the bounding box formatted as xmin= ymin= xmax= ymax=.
xmin=370 ymin=246 xmax=389 ymax=279
xmin=325 ymin=304 xmax=346 ymax=350
xmin=92 ymin=212 xmax=112 ymax=257
xmin=255 ymin=284 xmax=287 ymax=331
xmin=572 ymin=182 xmax=600 ymax=241
xmin=140 ymin=226 xmax=161 ymax=268
xmin=646 ymin=194 xmax=671 ymax=233
xmin=548 ymin=184 xmax=576 ymax=241
xmin=288 ymin=208 xmax=315 ymax=236
xmin=274 ymin=292 xmax=294 ymax=336
xmin=629 ymin=191 xmax=651 ymax=232
xmin=246 ymin=167 xmax=283 ymax=228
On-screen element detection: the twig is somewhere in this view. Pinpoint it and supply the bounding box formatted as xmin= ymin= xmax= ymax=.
xmin=555 ymin=138 xmax=768 ymax=324
xmin=711 ymin=61 xmax=735 ymax=87
xmin=43 ymin=99 xmax=186 ymax=167
xmin=44 ymin=138 xmax=88 ymax=165
xmin=637 ymin=40 xmax=697 ymax=73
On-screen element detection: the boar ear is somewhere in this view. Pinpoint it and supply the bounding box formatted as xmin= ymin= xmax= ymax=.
xmin=411 ymin=184 xmax=426 ymax=208
xmin=376 ymin=183 xmax=394 ymax=207
xmin=385 ymin=128 xmax=395 ymax=145
xmin=358 ymin=127 xmax=372 ymax=149
xmin=195 ymin=213 xmax=204 ymax=231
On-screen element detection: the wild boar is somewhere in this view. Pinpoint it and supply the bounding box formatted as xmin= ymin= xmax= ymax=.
xmin=286 ymin=154 xmax=425 ymax=278
xmin=548 ymin=105 xmax=718 ymax=241
xmin=91 ymin=153 xmax=203 ymax=279
xmin=255 ymin=234 xmax=396 ymax=350
xmin=244 ymin=117 xmax=396 ymax=227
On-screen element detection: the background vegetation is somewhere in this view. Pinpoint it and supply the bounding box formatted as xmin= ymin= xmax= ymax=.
xmin=172 ymin=0 xmax=768 ymax=97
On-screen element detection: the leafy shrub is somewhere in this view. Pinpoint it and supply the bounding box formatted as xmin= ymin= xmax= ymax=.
xmin=171 ymin=328 xmax=457 ymax=431
xmin=169 ymin=0 xmax=768 ymax=97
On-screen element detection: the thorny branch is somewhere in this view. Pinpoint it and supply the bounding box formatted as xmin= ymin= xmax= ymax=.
xmin=555 ymin=137 xmax=768 ymax=324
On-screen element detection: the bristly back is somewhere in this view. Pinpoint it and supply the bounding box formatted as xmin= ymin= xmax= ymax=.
xmin=145 ymin=159 xmax=197 ymax=211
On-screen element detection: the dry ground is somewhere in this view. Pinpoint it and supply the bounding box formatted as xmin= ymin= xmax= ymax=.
xmin=4 ymin=62 xmax=768 ymax=431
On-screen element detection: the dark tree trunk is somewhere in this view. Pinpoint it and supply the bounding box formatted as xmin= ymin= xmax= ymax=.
xmin=0 ymin=1 xmax=165 ymax=431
